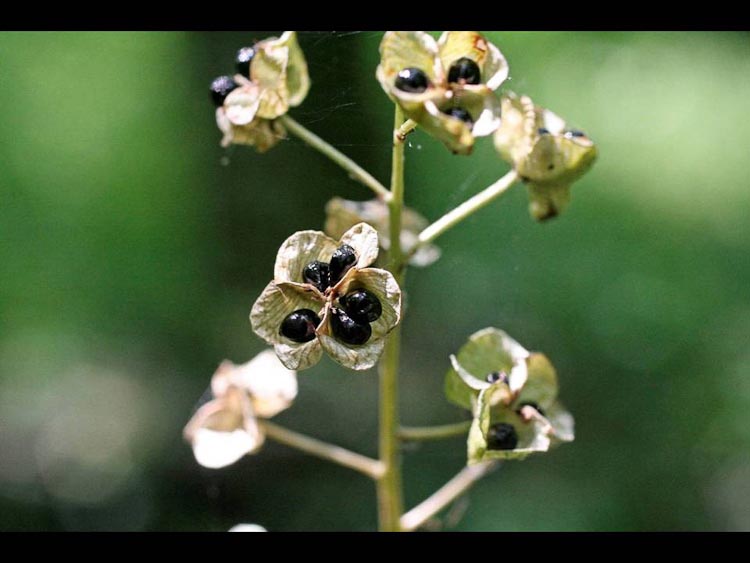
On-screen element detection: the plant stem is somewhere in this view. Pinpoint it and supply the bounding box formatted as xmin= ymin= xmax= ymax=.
xmin=406 ymin=169 xmax=520 ymax=263
xmin=398 ymin=421 xmax=472 ymax=441
xmin=395 ymin=119 xmax=418 ymax=142
xmin=387 ymin=108 xmax=406 ymax=271
xmin=280 ymin=114 xmax=391 ymax=200
xmin=376 ymin=106 xmax=407 ymax=532
xmin=400 ymin=461 xmax=499 ymax=532
xmin=259 ymin=421 xmax=385 ymax=480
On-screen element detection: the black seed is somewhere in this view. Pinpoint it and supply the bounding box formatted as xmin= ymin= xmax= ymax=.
xmin=565 ymin=130 xmax=586 ymax=138
xmin=486 ymin=422 xmax=518 ymax=451
xmin=538 ymin=127 xmax=550 ymax=135
xmin=394 ymin=68 xmax=430 ymax=93
xmin=443 ymin=107 xmax=474 ymax=126
xmin=235 ymin=46 xmax=256 ymax=77
xmin=303 ymin=261 xmax=330 ymax=292
xmin=518 ymin=402 xmax=545 ymax=417
xmin=340 ymin=289 xmax=382 ymax=324
xmin=329 ymin=244 xmax=357 ymax=285
xmin=279 ymin=309 xmax=320 ymax=343
xmin=486 ymin=370 xmax=508 ymax=384
xmin=330 ymin=309 xmax=372 ymax=345
xmin=210 ymin=75 xmax=239 ymax=107
xmin=447 ymin=57 xmax=481 ymax=85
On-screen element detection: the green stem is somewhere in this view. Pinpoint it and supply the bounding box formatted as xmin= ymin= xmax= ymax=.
xmin=387 ymin=109 xmax=406 ymax=271
xmin=377 ymin=105 xmax=407 ymax=532
xmin=400 ymin=461 xmax=499 ymax=532
xmin=406 ymin=169 xmax=520 ymax=264
xmin=280 ymin=114 xmax=391 ymax=200
xmin=260 ymin=421 xmax=384 ymax=480
xmin=398 ymin=421 xmax=472 ymax=441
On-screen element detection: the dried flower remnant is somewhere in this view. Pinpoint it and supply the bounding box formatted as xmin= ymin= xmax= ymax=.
xmin=212 ymin=31 xmax=310 ymax=152
xmin=183 ymin=350 xmax=298 ymax=469
xmin=466 ymin=384 xmax=555 ymax=461
xmin=324 ymin=197 xmax=441 ymax=267
xmin=494 ymin=92 xmax=597 ymax=221
xmin=251 ymin=223 xmax=401 ymax=371
xmin=376 ymin=31 xmax=509 ymax=154
xmin=444 ymin=327 xmax=574 ymax=463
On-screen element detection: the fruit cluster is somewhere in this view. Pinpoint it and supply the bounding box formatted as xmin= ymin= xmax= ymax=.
xmin=481 ymin=369 xmax=546 ymax=451
xmin=209 ymin=46 xmax=256 ymax=107
xmin=395 ymin=57 xmax=481 ymax=126
xmin=279 ymin=244 xmax=383 ymax=346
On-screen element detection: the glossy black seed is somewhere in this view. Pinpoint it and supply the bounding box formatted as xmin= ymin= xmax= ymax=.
xmin=303 ymin=261 xmax=331 ymax=292
xmin=210 ymin=76 xmax=239 ymax=107
xmin=537 ymin=127 xmax=551 ymax=135
xmin=329 ymin=244 xmax=357 ymax=284
xmin=394 ymin=68 xmax=430 ymax=93
xmin=486 ymin=370 xmax=508 ymax=384
xmin=279 ymin=309 xmax=320 ymax=343
xmin=443 ymin=107 xmax=474 ymax=125
xmin=486 ymin=422 xmax=518 ymax=451
xmin=447 ymin=57 xmax=481 ymax=85
xmin=235 ymin=46 xmax=256 ymax=77
xmin=565 ymin=130 xmax=586 ymax=138
xmin=518 ymin=402 xmax=545 ymax=417
xmin=340 ymin=289 xmax=382 ymax=323
xmin=330 ymin=309 xmax=372 ymax=345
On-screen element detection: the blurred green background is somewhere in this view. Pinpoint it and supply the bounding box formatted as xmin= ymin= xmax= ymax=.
xmin=1 ymin=31 xmax=749 ymax=531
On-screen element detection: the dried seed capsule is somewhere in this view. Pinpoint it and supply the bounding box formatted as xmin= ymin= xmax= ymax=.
xmin=443 ymin=107 xmax=474 ymax=126
xmin=235 ymin=46 xmax=256 ymax=77
xmin=486 ymin=371 xmax=508 ymax=384
xmin=330 ymin=309 xmax=372 ymax=345
xmin=210 ymin=76 xmax=239 ymax=107
xmin=279 ymin=309 xmax=320 ymax=343
xmin=394 ymin=68 xmax=430 ymax=93
xmin=329 ymin=244 xmax=357 ymax=285
xmin=518 ymin=402 xmax=545 ymax=417
xmin=486 ymin=422 xmax=518 ymax=451
xmin=447 ymin=57 xmax=481 ymax=85
xmin=303 ymin=261 xmax=330 ymax=292
xmin=340 ymin=289 xmax=382 ymax=323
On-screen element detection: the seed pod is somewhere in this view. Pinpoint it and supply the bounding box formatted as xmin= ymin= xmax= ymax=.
xmin=394 ymin=68 xmax=430 ymax=93
xmin=486 ymin=422 xmax=518 ymax=451
xmin=210 ymin=76 xmax=239 ymax=107
xmin=302 ymin=261 xmax=330 ymax=292
xmin=447 ymin=57 xmax=481 ymax=85
xmin=340 ymin=289 xmax=382 ymax=324
xmin=329 ymin=244 xmax=357 ymax=285
xmin=279 ymin=309 xmax=320 ymax=343
xmin=330 ymin=308 xmax=372 ymax=346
